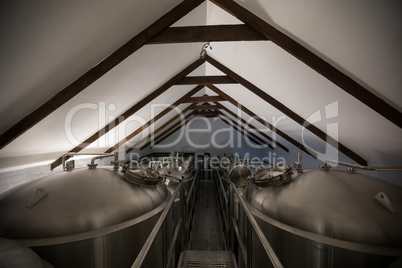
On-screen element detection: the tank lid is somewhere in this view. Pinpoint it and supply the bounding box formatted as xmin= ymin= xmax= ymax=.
xmin=123 ymin=167 xmax=163 ymax=186
xmin=250 ymin=163 xmax=293 ymax=187
xmin=245 ymin=169 xmax=402 ymax=248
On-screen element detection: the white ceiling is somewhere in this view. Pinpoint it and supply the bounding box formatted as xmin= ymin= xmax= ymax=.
xmin=0 ymin=0 xmax=401 ymax=182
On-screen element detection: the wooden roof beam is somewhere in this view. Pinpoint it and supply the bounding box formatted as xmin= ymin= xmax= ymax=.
xmin=206 ymin=55 xmax=367 ymax=165
xmin=139 ymin=100 xmax=214 ymax=150
xmin=126 ymin=104 xmax=197 ymax=154
xmin=177 ymin=75 xmax=236 ymax=85
xmin=105 ymin=85 xmax=203 ymax=153
xmin=148 ymin=24 xmax=269 ymax=44
xmin=190 ymin=104 xmax=221 ymax=110
xmin=219 ymin=115 xmax=263 ymax=146
xmin=207 ymin=84 xmax=313 ymax=157
xmin=211 ymin=0 xmax=402 ymax=130
xmin=214 ymin=103 xmax=283 ymax=151
xmin=193 ymin=111 xmax=220 ymax=117
xmin=183 ymin=95 xmax=225 ymax=103
xmin=0 ymin=0 xmax=205 ymax=150
xmin=146 ymin=112 xmax=196 ymax=150
xmin=217 ymin=112 xmax=273 ymax=149
xmin=50 ymin=58 xmax=205 ymax=169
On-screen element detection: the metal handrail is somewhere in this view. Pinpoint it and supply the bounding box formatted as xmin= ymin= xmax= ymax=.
xmin=186 ymin=168 xmax=198 ymax=205
xmin=215 ymin=168 xmax=283 ymax=268
xmin=132 ymin=164 xmax=200 ymax=268
xmin=231 ymin=184 xmax=283 ymax=268
xmin=132 ymin=181 xmax=182 ymax=268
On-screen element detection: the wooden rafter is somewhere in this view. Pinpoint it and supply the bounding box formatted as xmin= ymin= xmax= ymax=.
xmin=206 ymin=55 xmax=367 ymax=165
xmin=139 ymin=98 xmax=275 ymax=150
xmin=105 ymin=85 xmax=203 ymax=153
xmin=211 ymin=0 xmax=402 ymax=130
xmin=208 ymin=84 xmax=315 ymax=157
xmin=190 ymin=104 xmax=221 ymax=110
xmin=50 ymin=58 xmax=205 ymax=170
xmin=217 ymin=112 xmax=272 ymax=148
xmin=0 ymin=0 xmax=205 ymax=150
xmin=177 ymin=76 xmax=236 ymax=85
xmin=126 ymin=104 xmax=197 ymax=154
xmin=193 ymin=111 xmax=220 ymax=117
xmin=214 ymin=103 xmax=282 ymax=151
xmin=219 ymin=115 xmax=263 ymax=146
xmin=148 ymin=24 xmax=268 ymax=44
xmin=147 ymin=112 xmax=196 ymax=149
xmin=183 ymin=95 xmax=225 ymax=103
xmin=128 ymin=101 xmax=221 ymax=153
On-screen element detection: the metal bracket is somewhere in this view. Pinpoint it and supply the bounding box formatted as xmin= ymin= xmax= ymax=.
xmin=294 ymin=152 xmax=303 ymax=173
xmin=65 ymin=160 xmax=75 ymax=171
xmin=375 ymin=192 xmax=397 ymax=215
xmin=320 ymin=162 xmax=331 ymax=171
xmin=200 ymin=42 xmax=212 ymax=59
xmin=27 ymin=188 xmax=48 ymax=209
xmin=347 ymin=167 xmax=357 ymax=173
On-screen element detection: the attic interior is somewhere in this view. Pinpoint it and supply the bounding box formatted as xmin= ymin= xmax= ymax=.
xmin=0 ymin=0 xmax=401 ymax=267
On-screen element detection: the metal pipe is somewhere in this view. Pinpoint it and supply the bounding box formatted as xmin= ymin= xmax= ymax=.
xmin=61 ymin=152 xmax=117 ymax=171
xmin=325 ymin=160 xmax=402 ymax=171
xmin=90 ymin=153 xmax=116 ymax=165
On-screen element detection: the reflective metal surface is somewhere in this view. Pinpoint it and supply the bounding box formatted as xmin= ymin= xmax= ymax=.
xmin=0 ymin=238 xmax=53 ymax=268
xmin=228 ymin=165 xmax=251 ymax=187
xmin=0 ymin=166 xmax=169 ymax=267
xmin=244 ymin=169 xmax=402 ymax=267
xmin=123 ymin=166 xmax=164 ymax=186
xmin=250 ymin=164 xmax=293 ymax=187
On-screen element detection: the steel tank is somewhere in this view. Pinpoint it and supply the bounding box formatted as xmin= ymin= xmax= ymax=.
xmin=0 ymin=237 xmax=53 ymax=268
xmin=0 ymin=166 xmax=169 ymax=268
xmin=244 ymin=167 xmax=402 ymax=268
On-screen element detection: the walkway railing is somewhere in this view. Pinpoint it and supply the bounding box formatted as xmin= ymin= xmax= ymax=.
xmin=215 ymin=169 xmax=283 ymax=268
xmin=132 ymin=165 xmax=200 ymax=268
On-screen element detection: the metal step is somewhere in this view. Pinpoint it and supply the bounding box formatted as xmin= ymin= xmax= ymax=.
xmin=178 ymin=250 xmax=236 ymax=268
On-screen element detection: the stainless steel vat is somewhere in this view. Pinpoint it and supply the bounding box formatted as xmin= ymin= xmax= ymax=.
xmin=0 ymin=166 xmax=169 ymax=268
xmin=0 ymin=237 xmax=53 ymax=268
xmin=244 ymin=168 xmax=402 ymax=267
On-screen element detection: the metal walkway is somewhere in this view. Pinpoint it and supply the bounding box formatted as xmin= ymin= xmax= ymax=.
xmin=178 ymin=250 xmax=235 ymax=268
xmin=178 ymin=179 xmax=236 ymax=267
